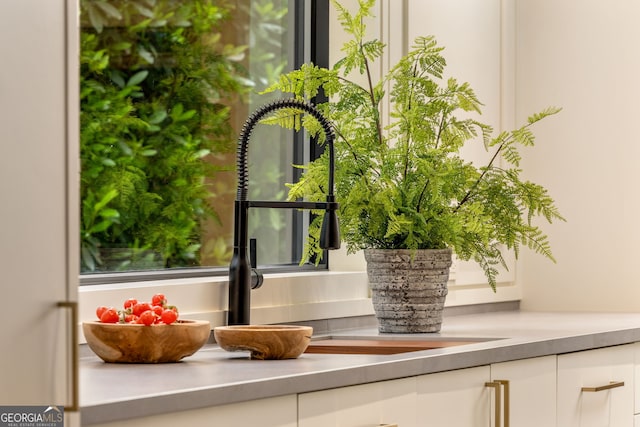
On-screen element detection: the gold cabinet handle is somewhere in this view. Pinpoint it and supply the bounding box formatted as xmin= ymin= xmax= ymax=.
xmin=485 ymin=382 xmax=502 ymax=427
xmin=495 ymin=380 xmax=510 ymax=427
xmin=486 ymin=380 xmax=510 ymax=427
xmin=581 ymin=381 xmax=625 ymax=392
xmin=58 ymin=301 xmax=79 ymax=412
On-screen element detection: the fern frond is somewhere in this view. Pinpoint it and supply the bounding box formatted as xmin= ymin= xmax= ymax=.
xmin=528 ymin=106 xmax=562 ymax=124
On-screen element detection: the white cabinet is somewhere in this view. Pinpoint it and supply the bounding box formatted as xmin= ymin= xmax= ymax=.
xmin=634 ymin=343 xmax=640 ymax=418
xmin=298 ymin=377 xmax=417 ymax=427
xmin=557 ymin=344 xmax=635 ymax=427
xmin=91 ymin=395 xmax=297 ymax=427
xmin=416 ymin=365 xmax=491 ymax=426
xmin=491 ymin=355 xmax=557 ymax=426
xmin=297 ymin=349 xmax=638 ymax=427
xmin=414 ymin=356 xmax=556 ymax=427
xmin=297 ymin=358 xmax=554 ymax=427
xmin=0 ymin=0 xmax=79 ymax=425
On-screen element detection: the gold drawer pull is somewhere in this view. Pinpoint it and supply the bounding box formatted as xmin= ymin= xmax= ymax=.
xmin=581 ymin=381 xmax=625 ymax=392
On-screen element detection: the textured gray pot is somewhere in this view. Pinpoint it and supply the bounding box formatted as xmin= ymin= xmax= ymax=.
xmin=364 ymin=248 xmax=453 ymax=333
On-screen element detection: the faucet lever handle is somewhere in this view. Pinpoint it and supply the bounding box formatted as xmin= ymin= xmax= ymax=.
xmin=249 ymin=238 xmax=263 ymax=289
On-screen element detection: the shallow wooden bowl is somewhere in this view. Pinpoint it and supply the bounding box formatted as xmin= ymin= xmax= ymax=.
xmin=83 ymin=320 xmax=211 ymax=363
xmin=213 ymin=325 xmax=313 ymax=360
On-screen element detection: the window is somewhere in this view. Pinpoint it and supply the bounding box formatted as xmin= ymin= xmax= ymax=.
xmin=79 ymin=0 xmax=328 ymax=284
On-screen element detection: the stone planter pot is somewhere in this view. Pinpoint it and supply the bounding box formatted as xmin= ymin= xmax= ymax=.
xmin=364 ymin=248 xmax=453 ymax=333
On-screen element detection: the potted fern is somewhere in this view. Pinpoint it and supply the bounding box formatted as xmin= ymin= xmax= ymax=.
xmin=262 ymin=0 xmax=564 ymax=332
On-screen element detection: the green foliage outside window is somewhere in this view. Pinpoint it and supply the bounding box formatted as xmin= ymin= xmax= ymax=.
xmin=79 ymin=0 xmax=249 ymax=272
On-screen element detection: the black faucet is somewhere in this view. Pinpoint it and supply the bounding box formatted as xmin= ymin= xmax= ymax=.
xmin=228 ymin=99 xmax=341 ymax=325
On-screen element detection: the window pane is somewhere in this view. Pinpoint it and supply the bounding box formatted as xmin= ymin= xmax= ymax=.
xmin=79 ymin=0 xmax=306 ymax=275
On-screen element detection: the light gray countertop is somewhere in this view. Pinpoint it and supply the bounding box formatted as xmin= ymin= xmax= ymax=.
xmin=80 ymin=310 xmax=640 ymax=425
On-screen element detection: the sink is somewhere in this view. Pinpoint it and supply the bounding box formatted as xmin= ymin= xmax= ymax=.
xmin=304 ymin=336 xmax=496 ymax=355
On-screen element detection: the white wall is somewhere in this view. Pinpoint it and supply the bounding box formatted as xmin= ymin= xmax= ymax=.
xmin=515 ymin=0 xmax=640 ymax=311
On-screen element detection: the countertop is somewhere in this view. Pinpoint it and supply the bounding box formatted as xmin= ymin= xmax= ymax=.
xmin=80 ymin=310 xmax=640 ymax=425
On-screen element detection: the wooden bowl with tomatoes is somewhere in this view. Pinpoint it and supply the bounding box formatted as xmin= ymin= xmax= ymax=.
xmin=82 ymin=294 xmax=211 ymax=363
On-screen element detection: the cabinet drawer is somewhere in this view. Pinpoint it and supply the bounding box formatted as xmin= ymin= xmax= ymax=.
xmin=558 ymin=344 xmax=634 ymax=427
xmin=298 ymin=377 xmax=417 ymax=427
xmin=90 ymin=395 xmax=298 ymax=427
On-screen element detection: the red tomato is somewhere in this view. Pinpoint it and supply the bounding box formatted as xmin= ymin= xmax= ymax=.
xmin=151 ymin=293 xmax=166 ymax=307
xmin=161 ymin=309 xmax=178 ymax=325
xmin=152 ymin=305 xmax=164 ymax=316
xmin=138 ymin=310 xmax=156 ymax=326
xmin=132 ymin=302 xmax=152 ymax=317
xmin=123 ymin=298 xmax=138 ymax=310
xmin=124 ymin=314 xmax=138 ymax=323
xmin=96 ymin=306 xmax=109 ymax=320
xmin=100 ymin=308 xmax=120 ymax=324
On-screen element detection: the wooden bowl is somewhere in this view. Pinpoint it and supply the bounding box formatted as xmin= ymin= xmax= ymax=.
xmin=83 ymin=320 xmax=211 ymax=363
xmin=213 ymin=325 xmax=313 ymax=360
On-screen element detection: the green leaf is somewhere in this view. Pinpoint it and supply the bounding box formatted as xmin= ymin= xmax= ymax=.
xmin=147 ymin=110 xmax=167 ymax=125
xmin=99 ymin=208 xmax=120 ymax=219
xmin=137 ymin=46 xmax=154 ymax=64
xmin=127 ymin=70 xmax=149 ymax=87
xmin=108 ymin=71 xmax=125 ymax=88
xmin=94 ymin=1 xmax=122 ymax=20
xmin=89 ymin=219 xmax=114 ymax=233
xmin=93 ymin=189 xmax=118 ymax=213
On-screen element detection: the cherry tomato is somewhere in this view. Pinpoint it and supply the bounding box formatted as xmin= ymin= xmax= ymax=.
xmin=100 ymin=308 xmax=120 ymax=324
xmin=161 ymin=309 xmax=178 ymax=325
xmin=132 ymin=302 xmax=152 ymax=317
xmin=138 ymin=310 xmax=156 ymax=326
xmin=124 ymin=314 xmax=138 ymax=323
xmin=96 ymin=306 xmax=109 ymax=320
xmin=152 ymin=305 xmax=164 ymax=316
xmin=123 ymin=298 xmax=138 ymax=310
xmin=151 ymin=293 xmax=166 ymax=307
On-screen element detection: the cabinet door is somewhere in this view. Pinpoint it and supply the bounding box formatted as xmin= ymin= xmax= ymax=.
xmin=298 ymin=377 xmax=417 ymax=427
xmin=416 ymin=365 xmax=491 ymax=426
xmin=635 ymin=342 xmax=640 ymax=416
xmin=0 ymin=0 xmax=79 ymax=424
xmin=491 ymin=355 xmax=556 ymax=427
xmin=558 ymin=344 xmax=635 ymax=427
